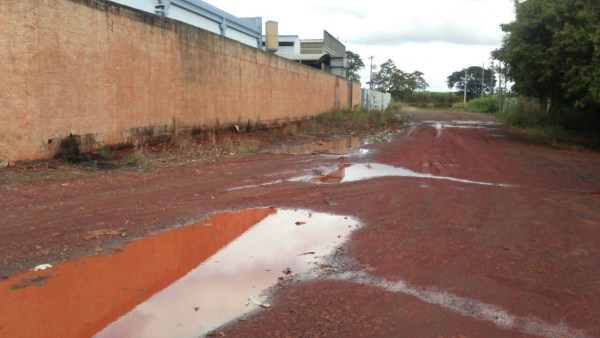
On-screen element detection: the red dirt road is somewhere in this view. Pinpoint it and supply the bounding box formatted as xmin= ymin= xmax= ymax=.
xmin=1 ymin=110 xmax=600 ymax=337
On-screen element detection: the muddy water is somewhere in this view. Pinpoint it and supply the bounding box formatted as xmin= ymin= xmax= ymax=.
xmin=269 ymin=136 xmax=363 ymax=155
xmin=0 ymin=208 xmax=360 ymax=338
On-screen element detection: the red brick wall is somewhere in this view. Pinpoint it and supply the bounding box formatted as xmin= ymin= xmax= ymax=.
xmin=0 ymin=0 xmax=360 ymax=161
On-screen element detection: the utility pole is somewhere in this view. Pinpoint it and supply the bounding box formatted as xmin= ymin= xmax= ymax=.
xmin=490 ymin=60 xmax=494 ymax=94
xmin=463 ymin=68 xmax=468 ymax=104
xmin=499 ymin=62 xmax=504 ymax=111
xmin=369 ymin=56 xmax=374 ymax=89
xmin=481 ymin=62 xmax=485 ymax=98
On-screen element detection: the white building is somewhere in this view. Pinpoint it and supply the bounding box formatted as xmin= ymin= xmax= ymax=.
xmin=262 ymin=35 xmax=301 ymax=55
xmin=108 ymin=0 xmax=262 ymax=48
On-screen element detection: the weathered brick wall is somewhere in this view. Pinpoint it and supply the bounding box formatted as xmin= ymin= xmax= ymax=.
xmin=0 ymin=0 xmax=361 ymax=161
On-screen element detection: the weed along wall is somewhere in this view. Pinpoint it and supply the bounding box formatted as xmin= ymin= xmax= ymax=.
xmin=0 ymin=0 xmax=361 ymax=162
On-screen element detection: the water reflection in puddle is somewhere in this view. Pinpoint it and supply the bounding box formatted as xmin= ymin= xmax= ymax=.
xmin=0 ymin=208 xmax=360 ymax=338
xmin=424 ymin=120 xmax=501 ymax=137
xmin=269 ymin=136 xmax=364 ymax=155
xmin=300 ymin=163 xmax=513 ymax=187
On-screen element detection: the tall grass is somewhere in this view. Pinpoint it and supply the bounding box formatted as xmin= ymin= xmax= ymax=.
xmin=297 ymin=107 xmax=399 ymax=135
xmin=498 ymin=97 xmax=599 ymax=150
xmin=452 ymin=95 xmax=500 ymax=113
xmin=403 ymin=91 xmax=461 ymax=109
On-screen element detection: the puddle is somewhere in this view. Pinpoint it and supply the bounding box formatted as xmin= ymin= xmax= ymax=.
xmin=268 ymin=136 xmax=364 ymax=155
xmin=298 ymin=163 xmax=513 ymax=187
xmin=0 ymin=208 xmax=360 ymax=338
xmin=423 ymin=120 xmax=501 ymax=137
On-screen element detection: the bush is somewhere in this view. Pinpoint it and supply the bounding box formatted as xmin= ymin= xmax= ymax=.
xmin=498 ymin=97 xmax=547 ymax=128
xmin=453 ymin=96 xmax=500 ymax=114
xmin=403 ymin=92 xmax=462 ymax=109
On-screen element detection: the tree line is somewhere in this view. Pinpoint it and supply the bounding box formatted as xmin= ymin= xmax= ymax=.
xmin=346 ymin=0 xmax=598 ymax=131
xmin=345 ymin=52 xmax=429 ymax=101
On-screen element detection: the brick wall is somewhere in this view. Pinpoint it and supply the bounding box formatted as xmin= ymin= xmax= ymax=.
xmin=0 ymin=0 xmax=361 ymax=161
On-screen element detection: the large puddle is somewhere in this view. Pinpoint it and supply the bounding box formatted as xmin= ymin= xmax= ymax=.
xmin=269 ymin=136 xmax=364 ymax=155
xmin=0 ymin=208 xmax=360 ymax=338
xmin=295 ymin=163 xmax=513 ymax=187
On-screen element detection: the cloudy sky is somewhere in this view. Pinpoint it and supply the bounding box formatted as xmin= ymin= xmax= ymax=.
xmin=213 ymin=0 xmax=516 ymax=91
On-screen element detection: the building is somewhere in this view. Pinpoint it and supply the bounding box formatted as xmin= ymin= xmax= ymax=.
xmin=262 ymin=35 xmax=301 ymax=55
xmin=108 ymin=0 xmax=262 ymax=48
xmin=276 ymin=30 xmax=348 ymax=78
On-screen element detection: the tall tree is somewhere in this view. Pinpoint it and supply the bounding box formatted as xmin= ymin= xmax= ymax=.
xmin=345 ymin=51 xmax=365 ymax=82
xmin=371 ymin=59 xmax=429 ymax=99
xmin=494 ymin=0 xmax=600 ymax=129
xmin=447 ymin=66 xmax=496 ymax=99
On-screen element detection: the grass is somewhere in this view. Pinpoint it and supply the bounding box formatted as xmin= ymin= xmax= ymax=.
xmin=452 ymin=95 xmax=500 ymax=114
xmin=497 ymin=97 xmax=600 ymax=151
xmin=98 ymin=146 xmax=111 ymax=160
xmin=39 ymin=107 xmax=402 ymax=175
xmin=86 ymin=155 xmax=98 ymax=172
xmin=296 ymin=107 xmax=400 ymax=136
xmin=123 ymin=141 xmax=146 ymax=166
xmin=403 ymin=91 xmax=462 ymax=109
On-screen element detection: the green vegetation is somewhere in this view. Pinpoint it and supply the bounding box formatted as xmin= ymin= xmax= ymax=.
xmin=298 ymin=107 xmax=400 ymax=136
xmin=123 ymin=150 xmax=144 ymax=166
xmin=86 ymin=155 xmax=98 ymax=172
xmin=388 ymin=100 xmax=405 ymax=111
xmin=494 ymin=0 xmax=600 ymax=132
xmin=497 ymin=97 xmax=600 ymax=150
xmin=370 ymin=59 xmax=428 ymax=100
xmin=345 ymin=51 xmax=365 ymax=82
xmin=452 ymin=95 xmax=500 ymax=114
xmin=447 ymin=66 xmax=496 ymax=99
xmin=403 ymin=91 xmax=461 ymax=109
xmin=98 ymin=145 xmax=111 ymax=160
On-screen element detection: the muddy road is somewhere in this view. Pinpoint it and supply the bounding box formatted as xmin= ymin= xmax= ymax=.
xmin=1 ymin=110 xmax=600 ymax=337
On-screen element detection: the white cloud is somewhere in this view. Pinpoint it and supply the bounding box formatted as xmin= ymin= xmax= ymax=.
xmin=209 ymin=0 xmax=515 ymax=91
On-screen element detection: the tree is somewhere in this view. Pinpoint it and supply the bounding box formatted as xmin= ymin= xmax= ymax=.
xmin=494 ymin=0 xmax=600 ymax=129
xmin=370 ymin=59 xmax=429 ymax=100
xmin=345 ymin=51 xmax=364 ymax=82
xmin=447 ymin=66 xmax=496 ymax=100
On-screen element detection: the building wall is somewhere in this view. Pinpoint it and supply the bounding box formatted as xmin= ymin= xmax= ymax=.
xmin=109 ymin=0 xmax=155 ymax=12
xmin=109 ymin=0 xmax=262 ymax=48
xmin=361 ymin=89 xmax=391 ymax=110
xmin=0 ymin=0 xmax=360 ymax=161
xmin=323 ymin=30 xmax=345 ymax=56
xmin=168 ymin=4 xmax=221 ymax=35
xmin=300 ymin=40 xmax=324 ymax=55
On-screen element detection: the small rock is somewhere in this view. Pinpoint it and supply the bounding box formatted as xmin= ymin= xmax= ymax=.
xmin=8 ymin=161 xmax=15 ymax=167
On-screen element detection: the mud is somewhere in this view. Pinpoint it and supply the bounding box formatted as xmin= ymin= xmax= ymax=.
xmin=1 ymin=109 xmax=600 ymax=337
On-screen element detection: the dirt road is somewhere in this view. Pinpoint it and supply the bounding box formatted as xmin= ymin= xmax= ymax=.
xmin=1 ymin=110 xmax=599 ymax=337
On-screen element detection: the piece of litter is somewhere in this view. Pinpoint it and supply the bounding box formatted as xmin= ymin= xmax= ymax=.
xmin=298 ymin=251 xmax=316 ymax=256
xmin=295 ymin=221 xmax=306 ymax=226
xmin=325 ymin=200 xmax=338 ymax=206
xmin=32 ymin=264 xmax=53 ymax=271
xmin=246 ymin=296 xmax=272 ymax=308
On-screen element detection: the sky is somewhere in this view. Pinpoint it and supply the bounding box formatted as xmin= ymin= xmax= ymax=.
xmin=212 ymin=0 xmax=516 ymax=91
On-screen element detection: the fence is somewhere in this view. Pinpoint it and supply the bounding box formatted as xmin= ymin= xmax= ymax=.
xmin=361 ymin=89 xmax=391 ymax=110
